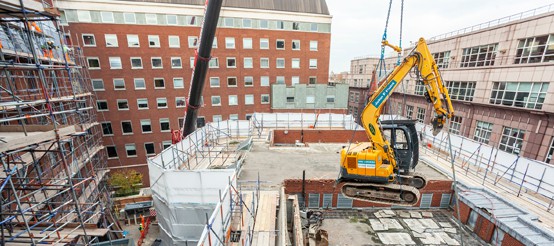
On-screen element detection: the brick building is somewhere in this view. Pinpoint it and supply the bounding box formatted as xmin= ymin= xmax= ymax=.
xmin=56 ymin=0 xmax=332 ymax=185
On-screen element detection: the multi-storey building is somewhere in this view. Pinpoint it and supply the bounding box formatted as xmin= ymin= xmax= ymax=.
xmin=56 ymin=0 xmax=332 ymax=185
xmin=383 ymin=6 xmax=554 ymax=163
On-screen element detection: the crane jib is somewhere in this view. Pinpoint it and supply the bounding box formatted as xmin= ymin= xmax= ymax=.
xmin=372 ymin=80 xmax=397 ymax=108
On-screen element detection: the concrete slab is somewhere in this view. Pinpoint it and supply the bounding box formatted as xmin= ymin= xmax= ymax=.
xmin=380 ymin=218 xmax=403 ymax=230
xmin=422 ymin=212 xmax=433 ymax=218
xmin=399 ymin=211 xmax=411 ymax=218
xmin=439 ymin=222 xmax=453 ymax=228
xmin=420 ymin=219 xmax=440 ymax=229
xmin=409 ymin=211 xmax=422 ymax=218
xmin=378 ymin=233 xmax=415 ymax=245
xmin=370 ymin=219 xmax=388 ymax=231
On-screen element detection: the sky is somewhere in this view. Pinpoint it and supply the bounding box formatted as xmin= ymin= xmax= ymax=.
xmin=326 ymin=0 xmax=554 ymax=73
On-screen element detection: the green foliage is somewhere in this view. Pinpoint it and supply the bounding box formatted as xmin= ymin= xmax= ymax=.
xmin=109 ymin=169 xmax=143 ymax=197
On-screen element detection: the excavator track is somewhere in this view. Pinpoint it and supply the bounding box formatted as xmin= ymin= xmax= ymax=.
xmin=341 ymin=182 xmax=421 ymax=206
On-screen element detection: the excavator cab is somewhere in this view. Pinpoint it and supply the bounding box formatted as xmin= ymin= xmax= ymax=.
xmin=381 ymin=120 xmax=419 ymax=175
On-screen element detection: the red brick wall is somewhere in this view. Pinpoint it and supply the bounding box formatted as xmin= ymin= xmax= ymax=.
xmin=501 ymin=233 xmax=525 ymax=246
xmin=273 ymin=129 xmax=368 ymax=145
xmin=283 ymin=179 xmax=452 ymax=208
xmin=453 ymin=201 xmax=471 ymax=224
xmin=474 ymin=214 xmax=496 ymax=242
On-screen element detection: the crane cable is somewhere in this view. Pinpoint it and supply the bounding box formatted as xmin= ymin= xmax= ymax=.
xmin=376 ymin=0 xmax=393 ymax=78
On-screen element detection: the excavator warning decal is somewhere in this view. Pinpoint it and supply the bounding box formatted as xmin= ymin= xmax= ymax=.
xmin=372 ymin=80 xmax=397 ymax=108
xmin=358 ymin=160 xmax=376 ymax=169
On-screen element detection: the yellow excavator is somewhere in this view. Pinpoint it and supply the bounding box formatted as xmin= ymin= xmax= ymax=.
xmin=338 ymin=38 xmax=455 ymax=206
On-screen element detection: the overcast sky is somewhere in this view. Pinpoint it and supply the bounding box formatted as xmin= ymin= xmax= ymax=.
xmin=326 ymin=0 xmax=554 ymax=73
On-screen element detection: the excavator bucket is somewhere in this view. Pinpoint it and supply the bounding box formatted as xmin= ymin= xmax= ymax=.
xmin=431 ymin=116 xmax=444 ymax=136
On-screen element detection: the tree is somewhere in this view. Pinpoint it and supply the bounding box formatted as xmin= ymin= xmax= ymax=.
xmin=109 ymin=169 xmax=143 ymax=197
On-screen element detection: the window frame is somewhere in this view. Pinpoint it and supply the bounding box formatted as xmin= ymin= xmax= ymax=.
xmin=87 ymin=57 xmax=100 ymax=70
xmin=130 ymin=57 xmax=143 ymax=69
xmin=123 ymin=12 xmax=136 ymax=24
xmin=92 ymin=79 xmax=104 ymax=91
xmin=134 ymin=78 xmax=146 ymax=90
xmin=210 ymin=77 xmax=220 ymax=88
xmin=125 ymin=143 xmax=137 ymax=157
xmin=121 ymin=120 xmax=133 ymax=135
xmin=108 ymin=57 xmax=122 ymax=69
xmin=117 ymin=99 xmax=129 ymax=111
xmin=173 ymin=77 xmax=184 ymax=88
xmin=276 ymin=39 xmax=285 ymax=50
xmin=243 ymin=38 xmax=253 ymax=49
xmin=168 ymin=35 xmax=180 ymax=48
xmin=113 ymin=78 xmax=125 ymax=90
xmin=154 ymin=78 xmax=165 ymax=89
xmin=225 ymin=37 xmax=236 ymax=49
xmin=126 ymin=34 xmax=140 ymax=47
xmin=171 ymin=57 xmax=183 ymax=69
xmin=151 ymin=57 xmax=163 ymax=69
xmin=228 ymin=95 xmax=238 ymax=106
xmin=260 ymin=38 xmax=269 ymax=49
xmin=243 ymin=57 xmax=253 ymax=68
xmin=211 ymin=96 xmax=221 ymax=106
xmin=160 ymin=118 xmax=170 ymax=132
xmin=137 ymin=98 xmax=149 ymax=109
xmin=148 ymin=35 xmax=161 ymax=48
xmin=166 ymin=15 xmax=178 ymax=25
xmin=82 ymin=34 xmax=96 ymax=47
xmin=96 ymin=100 xmax=108 ymax=111
xmin=227 ymin=77 xmax=237 ymax=87
xmin=140 ymin=119 xmax=152 ymax=133
xmin=105 ymin=34 xmax=118 ymax=47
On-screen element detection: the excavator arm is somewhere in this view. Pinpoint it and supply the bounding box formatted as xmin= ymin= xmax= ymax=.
xmin=338 ymin=37 xmax=454 ymax=206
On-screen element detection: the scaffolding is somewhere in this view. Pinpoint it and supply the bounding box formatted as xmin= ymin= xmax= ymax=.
xmin=0 ymin=0 xmax=119 ymax=244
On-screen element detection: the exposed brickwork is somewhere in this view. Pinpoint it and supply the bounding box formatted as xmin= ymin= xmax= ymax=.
xmin=474 ymin=214 xmax=495 ymax=242
xmin=273 ymin=129 xmax=367 ymax=145
xmin=283 ymin=179 xmax=452 ymax=208
xmin=452 ymin=201 xmax=471 ymax=224
xmin=501 ymin=233 xmax=525 ymax=246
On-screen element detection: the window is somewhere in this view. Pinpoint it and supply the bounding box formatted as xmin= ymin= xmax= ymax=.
xmin=490 ymin=82 xmax=549 ymax=110
xmin=292 ymin=58 xmax=300 ymax=68
xmin=474 ymin=121 xmax=493 ymax=144
xmin=209 ymin=58 xmax=219 ymax=68
xmin=309 ymin=59 xmax=317 ymax=69
xmin=261 ymin=94 xmax=270 ymax=104
xmin=415 ymin=80 xmax=425 ymax=96
xmin=406 ymin=105 xmax=414 ymax=119
xmin=277 ymin=21 xmax=284 ymax=29
xmin=433 ymin=51 xmax=450 ymax=68
xmin=261 ymin=76 xmax=270 ymax=86
xmin=227 ymin=77 xmax=237 ymax=87
xmin=101 ymin=12 xmax=114 ymax=23
xmin=166 ymin=15 xmax=178 ymax=25
xmin=188 ymin=36 xmax=198 ymax=48
xmin=145 ymin=143 xmax=155 ymax=156
xmin=101 ymin=122 xmax=113 ymax=136
xmin=117 ymin=99 xmax=129 ymax=110
xmin=286 ymin=96 xmax=295 ymax=103
xmin=292 ymin=40 xmax=300 ymax=50
xmin=447 ymin=81 xmax=476 ymax=101
xmin=310 ymin=41 xmax=318 ymax=51
xmin=173 ymin=78 xmax=184 ymax=88
xmin=229 ymin=114 xmax=239 ymax=120
xmin=123 ymin=13 xmax=136 ymax=24
xmin=148 ymin=35 xmax=160 ymax=47
xmin=224 ymin=17 xmax=234 ymax=27
xmin=276 ymin=40 xmax=285 ymax=50
xmin=212 ymin=37 xmax=218 ymax=48
xmin=515 ymin=34 xmax=554 ymax=64
xmin=109 ymin=57 xmax=122 ymax=69
xmin=228 ymin=95 xmax=238 ymax=105
xmin=92 ymin=79 xmax=104 ymax=91
xmin=245 ymin=95 xmax=254 ymax=105
xmin=137 ymin=98 xmax=148 ymax=109
xmin=96 ymin=100 xmax=108 ymax=111
xmin=87 ymin=57 xmax=100 ymax=69
xmin=243 ymin=38 xmax=252 ymax=49
xmin=157 ymin=98 xmax=168 ymax=108
xmin=121 ymin=121 xmax=133 ymax=134
xmin=546 ymin=137 xmax=554 ymax=163
xmin=145 ymin=14 xmax=157 ymax=24
xmin=310 ymin=23 xmax=318 ymax=32
xmin=226 ymin=57 xmax=236 ymax=68
xmin=242 ymin=19 xmax=252 ymax=28
xmin=225 ymin=37 xmax=235 ymax=49
xmin=77 ymin=10 xmax=91 ymax=22
xmin=213 ymin=115 xmax=222 ymax=122
xmin=260 ymin=38 xmax=269 ymax=49
xmin=276 ymin=76 xmax=285 ymax=84
xmin=326 ymin=95 xmax=335 ymax=103
xmin=499 ymin=127 xmax=525 ymax=154
xmin=211 ymin=96 xmax=221 ymax=106
xmin=276 ymin=58 xmax=285 ymax=68
xmin=151 ymin=57 xmax=163 ymax=69
xmin=190 ymin=57 xmax=195 ymax=68
xmin=113 ymin=78 xmax=125 ymax=90
xmin=176 ymin=97 xmax=186 ymax=107
xmin=106 ymin=146 xmax=118 ymax=158
xmin=291 ymin=76 xmax=299 ymax=85
xmin=82 ymin=34 xmax=95 ymax=47
xmin=134 ymin=78 xmax=146 ymax=89
xmin=141 ymin=119 xmax=152 ymax=133
xmin=449 ymin=116 xmax=462 ymax=134
xmin=309 ymin=77 xmax=317 ymax=84
xmin=154 ymin=78 xmax=165 ymax=89
xmin=105 ymin=34 xmax=118 ymax=47
xmin=461 ymin=43 xmax=498 ymax=67
xmin=130 ymin=57 xmax=142 ymax=69
xmin=168 ymin=35 xmax=180 ymax=48
xmin=244 ymin=76 xmax=253 ymax=87
xmin=259 ymin=20 xmax=269 ymax=29
xmin=160 ymin=118 xmax=170 ymax=132
xmin=244 ymin=57 xmax=253 ymax=68
xmin=162 ymin=141 xmax=172 ymax=149
xmin=127 ymin=34 xmax=139 ymax=47
xmin=171 ymin=57 xmax=182 ymax=68
xmin=186 ymin=16 xmax=196 ymax=26
xmin=260 ymin=58 xmax=269 ymax=68
xmin=125 ymin=144 xmax=137 ymax=157
xmin=306 ymin=96 xmax=315 ymax=104
xmin=210 ymin=77 xmax=220 ymax=87
xmin=416 ymin=107 xmax=425 ymax=123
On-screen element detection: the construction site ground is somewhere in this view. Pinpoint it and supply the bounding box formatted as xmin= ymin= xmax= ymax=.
xmin=319 ymin=209 xmax=484 ymax=245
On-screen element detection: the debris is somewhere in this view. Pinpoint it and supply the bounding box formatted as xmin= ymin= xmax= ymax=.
xmin=383 ymin=210 xmax=396 ymax=216
xmin=421 ymin=212 xmax=433 ymax=218
xmin=369 ymin=219 xmax=388 ymax=231
xmin=435 ymin=232 xmax=460 ymax=245
xmin=409 ymin=211 xmax=422 ymax=218
xmin=378 ymin=233 xmax=416 ymax=245
xmin=439 ymin=222 xmax=452 ymax=228
xmin=380 ymin=218 xmax=403 ymax=230
xmin=444 ymin=228 xmax=457 ymax=234
xmin=399 ymin=211 xmax=411 ymax=218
